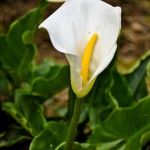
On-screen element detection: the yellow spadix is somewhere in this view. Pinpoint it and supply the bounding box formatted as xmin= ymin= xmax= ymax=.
xmin=80 ymin=34 xmax=98 ymax=86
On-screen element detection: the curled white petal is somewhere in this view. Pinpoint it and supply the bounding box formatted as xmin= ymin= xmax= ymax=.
xmin=39 ymin=0 xmax=121 ymax=97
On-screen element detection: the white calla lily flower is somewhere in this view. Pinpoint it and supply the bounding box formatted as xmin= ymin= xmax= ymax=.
xmin=39 ymin=0 xmax=121 ymax=98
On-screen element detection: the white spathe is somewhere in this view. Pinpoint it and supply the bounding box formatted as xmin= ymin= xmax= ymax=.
xmin=39 ymin=0 xmax=121 ymax=98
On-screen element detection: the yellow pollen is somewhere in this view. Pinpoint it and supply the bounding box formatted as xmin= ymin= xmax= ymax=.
xmin=80 ymin=33 xmax=98 ymax=86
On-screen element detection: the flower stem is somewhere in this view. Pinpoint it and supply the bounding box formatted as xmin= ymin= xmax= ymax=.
xmin=64 ymin=97 xmax=84 ymax=150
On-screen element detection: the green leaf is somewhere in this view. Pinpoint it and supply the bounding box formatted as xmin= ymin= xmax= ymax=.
xmin=2 ymin=90 xmax=46 ymax=136
xmin=0 ymin=2 xmax=47 ymax=81
xmin=15 ymin=90 xmax=47 ymax=136
xmin=56 ymin=142 xmax=96 ymax=150
xmin=84 ymin=66 xmax=133 ymax=128
xmin=29 ymin=122 xmax=68 ymax=150
xmin=0 ymin=73 xmax=11 ymax=95
xmin=146 ymin=61 xmax=150 ymax=95
xmin=2 ymin=102 xmax=32 ymax=135
xmin=0 ymin=126 xmax=31 ymax=148
xmin=84 ymin=68 xmax=112 ymax=128
xmin=88 ymin=96 xmax=150 ymax=150
xmin=107 ymin=68 xmax=134 ymax=107
xmin=32 ymin=59 xmax=55 ymax=78
xmin=141 ymin=131 xmax=150 ymax=147
xmin=125 ymin=51 xmax=150 ymax=100
xmin=31 ymin=65 xmax=70 ymax=97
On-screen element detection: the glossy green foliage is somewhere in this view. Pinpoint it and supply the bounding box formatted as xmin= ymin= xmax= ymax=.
xmin=2 ymin=95 xmax=46 ymax=136
xmin=31 ymin=65 xmax=70 ymax=97
xmin=125 ymin=51 xmax=150 ymax=100
xmin=56 ymin=142 xmax=96 ymax=150
xmin=88 ymin=96 xmax=150 ymax=150
xmin=29 ymin=122 xmax=68 ymax=150
xmin=84 ymin=67 xmax=134 ymax=128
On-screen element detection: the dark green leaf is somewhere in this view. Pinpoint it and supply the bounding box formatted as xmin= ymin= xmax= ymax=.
xmin=85 ymin=67 xmax=112 ymax=128
xmin=84 ymin=66 xmax=133 ymax=128
xmin=107 ymin=68 xmax=134 ymax=107
xmin=15 ymin=90 xmax=46 ymax=136
xmin=146 ymin=62 xmax=150 ymax=95
xmin=2 ymin=90 xmax=46 ymax=136
xmin=32 ymin=59 xmax=55 ymax=78
xmin=31 ymin=65 xmax=70 ymax=97
xmin=2 ymin=102 xmax=33 ymax=135
xmin=0 ymin=74 xmax=10 ymax=95
xmin=0 ymin=2 xmax=47 ymax=81
xmin=0 ymin=126 xmax=31 ymax=148
xmin=125 ymin=51 xmax=150 ymax=100
xmin=88 ymin=96 xmax=150 ymax=150
xmin=56 ymin=142 xmax=96 ymax=150
xmin=29 ymin=122 xmax=68 ymax=150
